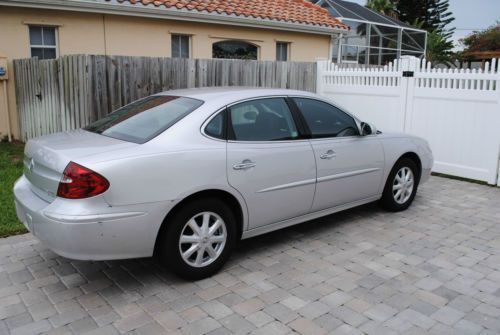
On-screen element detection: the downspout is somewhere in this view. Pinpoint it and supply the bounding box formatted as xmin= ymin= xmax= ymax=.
xmin=2 ymin=81 xmax=11 ymax=142
xmin=329 ymin=35 xmax=334 ymax=60
xmin=103 ymin=14 xmax=108 ymax=56
xmin=337 ymin=33 xmax=343 ymax=64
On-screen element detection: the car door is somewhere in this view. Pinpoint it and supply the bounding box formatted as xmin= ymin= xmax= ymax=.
xmin=225 ymin=97 xmax=316 ymax=230
xmin=291 ymin=97 xmax=384 ymax=212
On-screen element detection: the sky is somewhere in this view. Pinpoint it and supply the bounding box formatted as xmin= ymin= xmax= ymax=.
xmin=347 ymin=0 xmax=500 ymax=50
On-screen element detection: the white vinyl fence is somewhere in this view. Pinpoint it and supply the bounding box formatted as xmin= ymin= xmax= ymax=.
xmin=317 ymin=56 xmax=500 ymax=186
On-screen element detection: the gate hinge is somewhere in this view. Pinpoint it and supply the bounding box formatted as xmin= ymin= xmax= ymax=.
xmin=402 ymin=71 xmax=414 ymax=77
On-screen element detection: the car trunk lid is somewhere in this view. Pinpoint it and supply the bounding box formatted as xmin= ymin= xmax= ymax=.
xmin=24 ymin=129 xmax=136 ymax=203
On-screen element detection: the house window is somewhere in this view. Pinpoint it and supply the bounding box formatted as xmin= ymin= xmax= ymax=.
xmin=29 ymin=26 xmax=57 ymax=60
xmin=212 ymin=40 xmax=258 ymax=60
xmin=276 ymin=42 xmax=289 ymax=61
xmin=171 ymin=34 xmax=190 ymax=58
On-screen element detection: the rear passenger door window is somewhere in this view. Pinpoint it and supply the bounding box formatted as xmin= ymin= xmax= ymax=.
xmin=293 ymin=98 xmax=359 ymax=138
xmin=228 ymin=98 xmax=299 ymax=141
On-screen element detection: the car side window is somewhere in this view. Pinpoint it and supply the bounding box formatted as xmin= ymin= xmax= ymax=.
xmin=293 ymin=98 xmax=359 ymax=138
xmin=228 ymin=98 xmax=299 ymax=141
xmin=205 ymin=111 xmax=225 ymax=139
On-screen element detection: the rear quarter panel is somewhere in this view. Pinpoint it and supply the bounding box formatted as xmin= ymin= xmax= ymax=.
xmin=83 ymin=137 xmax=229 ymax=206
xmin=69 ymin=99 xmax=250 ymax=235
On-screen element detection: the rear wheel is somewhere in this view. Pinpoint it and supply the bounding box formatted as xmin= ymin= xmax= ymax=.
xmin=160 ymin=198 xmax=237 ymax=280
xmin=380 ymin=158 xmax=419 ymax=211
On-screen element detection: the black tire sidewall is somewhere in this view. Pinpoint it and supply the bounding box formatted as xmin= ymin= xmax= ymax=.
xmin=161 ymin=198 xmax=237 ymax=280
xmin=381 ymin=158 xmax=420 ymax=211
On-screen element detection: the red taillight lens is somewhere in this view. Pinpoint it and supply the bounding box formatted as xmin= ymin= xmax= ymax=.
xmin=57 ymin=162 xmax=109 ymax=199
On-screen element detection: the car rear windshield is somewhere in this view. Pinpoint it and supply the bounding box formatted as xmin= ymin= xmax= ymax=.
xmin=84 ymin=96 xmax=203 ymax=143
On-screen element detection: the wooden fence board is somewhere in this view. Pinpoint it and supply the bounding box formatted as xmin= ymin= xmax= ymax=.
xmin=67 ymin=55 xmax=75 ymax=130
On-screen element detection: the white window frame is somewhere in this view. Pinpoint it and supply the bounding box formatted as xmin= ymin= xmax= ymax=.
xmin=171 ymin=34 xmax=191 ymax=58
xmin=28 ymin=25 xmax=59 ymax=59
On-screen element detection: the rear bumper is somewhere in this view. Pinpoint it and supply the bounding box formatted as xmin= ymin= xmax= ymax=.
xmin=13 ymin=176 xmax=171 ymax=261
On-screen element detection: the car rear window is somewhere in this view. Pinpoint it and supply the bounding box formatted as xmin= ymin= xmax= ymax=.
xmin=85 ymin=96 xmax=203 ymax=143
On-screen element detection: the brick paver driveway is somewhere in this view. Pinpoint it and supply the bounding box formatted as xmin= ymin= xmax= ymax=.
xmin=1 ymin=176 xmax=499 ymax=335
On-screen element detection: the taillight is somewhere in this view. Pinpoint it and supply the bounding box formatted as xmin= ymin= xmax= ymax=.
xmin=57 ymin=162 xmax=109 ymax=199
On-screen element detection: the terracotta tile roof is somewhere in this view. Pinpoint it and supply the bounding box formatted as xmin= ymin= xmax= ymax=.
xmin=110 ymin=0 xmax=348 ymax=30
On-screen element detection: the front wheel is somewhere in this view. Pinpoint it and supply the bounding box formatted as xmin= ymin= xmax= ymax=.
xmin=380 ymin=158 xmax=420 ymax=211
xmin=159 ymin=198 xmax=237 ymax=280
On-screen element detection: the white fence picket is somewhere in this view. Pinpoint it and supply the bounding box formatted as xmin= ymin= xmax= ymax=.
xmin=317 ymin=56 xmax=500 ymax=185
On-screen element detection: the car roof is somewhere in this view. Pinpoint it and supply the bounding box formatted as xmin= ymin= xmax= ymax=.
xmin=155 ymin=87 xmax=317 ymax=105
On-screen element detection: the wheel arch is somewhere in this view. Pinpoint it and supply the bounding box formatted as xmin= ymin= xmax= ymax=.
xmin=153 ymin=188 xmax=246 ymax=255
xmin=398 ymin=152 xmax=422 ymax=180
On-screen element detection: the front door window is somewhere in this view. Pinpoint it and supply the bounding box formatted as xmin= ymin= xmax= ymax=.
xmin=292 ymin=98 xmax=359 ymax=138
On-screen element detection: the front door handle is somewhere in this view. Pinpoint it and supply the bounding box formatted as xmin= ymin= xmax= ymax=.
xmin=320 ymin=150 xmax=336 ymax=159
xmin=233 ymin=159 xmax=256 ymax=170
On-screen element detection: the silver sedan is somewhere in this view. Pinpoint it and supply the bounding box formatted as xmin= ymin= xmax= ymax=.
xmin=14 ymin=88 xmax=433 ymax=279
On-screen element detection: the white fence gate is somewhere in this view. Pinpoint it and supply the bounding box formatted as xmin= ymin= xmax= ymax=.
xmin=316 ymin=56 xmax=500 ymax=186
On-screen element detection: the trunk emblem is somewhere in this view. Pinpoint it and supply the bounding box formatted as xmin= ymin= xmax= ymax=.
xmin=28 ymin=158 xmax=35 ymax=172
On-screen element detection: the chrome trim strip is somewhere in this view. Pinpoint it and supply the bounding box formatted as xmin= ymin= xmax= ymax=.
xmin=257 ymin=178 xmax=316 ymax=193
xmin=317 ymin=167 xmax=381 ymax=183
xmin=43 ymin=211 xmax=147 ymax=224
xmin=225 ymin=95 xmax=288 ymax=108
xmin=256 ymin=167 xmax=380 ymax=194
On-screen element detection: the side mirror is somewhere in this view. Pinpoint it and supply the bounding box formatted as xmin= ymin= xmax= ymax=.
xmin=360 ymin=122 xmax=377 ymax=136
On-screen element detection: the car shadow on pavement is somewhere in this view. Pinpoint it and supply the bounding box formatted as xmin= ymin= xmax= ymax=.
xmin=55 ymin=191 xmax=433 ymax=295
xmin=51 ymin=201 xmax=386 ymax=288
xmin=234 ymin=201 xmax=382 ymax=254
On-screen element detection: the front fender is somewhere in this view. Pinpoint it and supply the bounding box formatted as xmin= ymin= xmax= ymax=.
xmin=379 ymin=134 xmax=433 ymax=185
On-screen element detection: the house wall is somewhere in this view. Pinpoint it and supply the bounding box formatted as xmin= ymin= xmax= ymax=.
xmin=0 ymin=6 xmax=331 ymax=140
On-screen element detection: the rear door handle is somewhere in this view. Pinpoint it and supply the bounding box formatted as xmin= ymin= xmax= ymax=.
xmin=320 ymin=150 xmax=336 ymax=159
xmin=233 ymin=160 xmax=256 ymax=170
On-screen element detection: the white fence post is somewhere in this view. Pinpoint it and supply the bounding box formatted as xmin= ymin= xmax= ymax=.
xmin=493 ymin=58 xmax=500 ymax=187
xmin=316 ymin=58 xmax=327 ymax=94
xmin=400 ymin=56 xmax=420 ymax=133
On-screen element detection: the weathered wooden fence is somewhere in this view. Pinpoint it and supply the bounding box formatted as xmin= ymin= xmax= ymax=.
xmin=13 ymin=55 xmax=316 ymax=141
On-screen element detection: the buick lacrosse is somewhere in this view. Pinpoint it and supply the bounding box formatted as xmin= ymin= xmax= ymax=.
xmin=14 ymin=88 xmax=433 ymax=279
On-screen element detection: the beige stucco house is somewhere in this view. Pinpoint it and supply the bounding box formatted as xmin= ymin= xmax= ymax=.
xmin=0 ymin=0 xmax=347 ymax=140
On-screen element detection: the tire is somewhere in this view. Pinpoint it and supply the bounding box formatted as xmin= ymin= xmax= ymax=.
xmin=380 ymin=158 xmax=420 ymax=212
xmin=159 ymin=198 xmax=237 ymax=280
